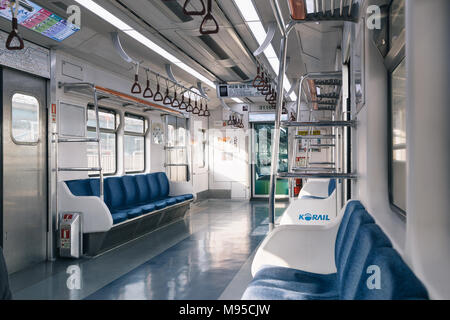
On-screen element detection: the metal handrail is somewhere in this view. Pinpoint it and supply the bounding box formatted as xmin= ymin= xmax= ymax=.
xmin=268 ymin=0 xmax=359 ymax=233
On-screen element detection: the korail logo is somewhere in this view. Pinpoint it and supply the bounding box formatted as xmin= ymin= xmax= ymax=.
xmin=299 ymin=213 xmax=331 ymax=222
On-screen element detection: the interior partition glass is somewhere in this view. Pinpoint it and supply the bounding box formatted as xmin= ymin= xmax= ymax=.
xmin=165 ymin=116 xmax=188 ymax=182
xmin=252 ymin=123 xmax=289 ymax=197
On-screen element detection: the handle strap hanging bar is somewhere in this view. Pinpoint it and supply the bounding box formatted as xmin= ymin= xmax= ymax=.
xmin=131 ymin=62 xmax=142 ymax=94
xmin=163 ymin=79 xmax=173 ymax=105
xmin=153 ymin=75 xmax=164 ymax=102
xmin=6 ymin=1 xmax=24 ymax=51
xmin=200 ymin=0 xmax=219 ymax=35
xmin=183 ymin=0 xmax=206 ymax=16
xmin=186 ymin=93 xmax=194 ymax=112
xmin=143 ymin=68 xmax=153 ymax=98
xmin=171 ymin=86 xmax=180 ymax=108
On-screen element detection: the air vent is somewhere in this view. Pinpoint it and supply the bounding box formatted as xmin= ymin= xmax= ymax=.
xmin=230 ymin=66 xmax=249 ymax=81
xmin=161 ymin=1 xmax=194 ymax=23
xmin=199 ymin=35 xmax=248 ymax=80
xmin=199 ymin=35 xmax=229 ymax=60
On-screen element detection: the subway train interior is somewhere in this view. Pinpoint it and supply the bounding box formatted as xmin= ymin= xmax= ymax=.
xmin=0 ymin=0 xmax=448 ymax=304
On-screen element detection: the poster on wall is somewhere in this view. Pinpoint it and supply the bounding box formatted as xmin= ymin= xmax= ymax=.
xmin=0 ymin=1 xmax=80 ymax=42
xmin=151 ymin=121 xmax=164 ymax=145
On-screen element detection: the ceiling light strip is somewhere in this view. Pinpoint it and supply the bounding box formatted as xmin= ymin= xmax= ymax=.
xmin=74 ymin=0 xmax=215 ymax=88
xmin=233 ymin=0 xmax=297 ymax=101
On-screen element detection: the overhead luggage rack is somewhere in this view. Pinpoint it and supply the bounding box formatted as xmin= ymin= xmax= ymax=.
xmin=295 ymin=135 xmax=336 ymax=140
xmin=58 ymin=82 xmax=184 ymax=117
xmin=279 ymin=173 xmax=357 ymax=179
xmin=282 ymin=120 xmax=356 ymax=127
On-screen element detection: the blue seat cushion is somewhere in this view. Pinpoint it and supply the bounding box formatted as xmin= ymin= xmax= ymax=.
xmin=172 ymin=196 xmax=187 ymax=203
xmin=181 ymin=194 xmax=194 ymax=200
xmin=165 ymin=197 xmax=177 ymax=206
xmin=135 ymin=174 xmax=151 ymax=204
xmin=111 ymin=212 xmax=128 ymax=225
xmin=146 ymin=174 xmax=161 ymax=200
xmin=113 ymin=207 xmax=143 ymax=220
xmin=122 ymin=175 xmax=140 ymax=206
xmin=340 ymin=224 xmax=393 ymax=300
xmin=252 ymin=266 xmax=338 ymax=298
xmin=328 ymin=179 xmax=336 ymax=196
xmin=334 ymin=200 xmax=365 ymax=262
xmin=66 ymin=179 xmax=93 ymax=197
xmin=150 ymin=200 xmax=167 ymax=210
xmin=242 ymin=279 xmax=338 ymax=300
xmin=336 ymin=208 xmax=376 ymax=281
xmin=300 ymin=195 xmax=326 ymax=200
xmin=353 ymin=247 xmax=429 ymax=300
xmin=156 ymin=172 xmax=170 ymax=198
xmin=105 ymin=177 xmax=126 ymax=210
xmin=138 ymin=203 xmax=156 ymax=213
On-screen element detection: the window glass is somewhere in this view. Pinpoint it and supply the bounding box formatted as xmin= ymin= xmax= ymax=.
xmin=87 ymin=131 xmax=116 ymax=175
xmin=124 ymin=114 xmax=145 ymax=173
xmin=388 ymin=0 xmax=406 ymax=213
xmin=12 ymin=93 xmax=39 ymax=143
xmin=390 ymin=58 xmax=407 ymax=211
xmin=87 ymin=108 xmax=117 ymax=175
xmin=125 ymin=115 xmax=145 ymax=134
xmin=389 ymin=0 xmax=405 ymax=49
xmin=87 ymin=109 xmax=116 ymax=130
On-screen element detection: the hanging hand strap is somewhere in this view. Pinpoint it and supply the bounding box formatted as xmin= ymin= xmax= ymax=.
xmin=183 ymin=0 xmax=206 ymax=16
xmin=6 ymin=1 xmax=24 ymax=51
xmin=200 ymin=0 xmax=219 ymax=35
xmin=143 ymin=69 xmax=153 ymax=98
xmin=131 ymin=63 xmax=142 ymax=94
xmin=153 ymin=76 xmax=164 ymax=102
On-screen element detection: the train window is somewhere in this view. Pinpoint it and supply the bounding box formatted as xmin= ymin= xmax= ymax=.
xmin=87 ymin=107 xmax=118 ymax=175
xmin=11 ymin=93 xmax=39 ymax=144
xmin=388 ymin=0 xmax=406 ymax=214
xmin=124 ymin=114 xmax=146 ymax=173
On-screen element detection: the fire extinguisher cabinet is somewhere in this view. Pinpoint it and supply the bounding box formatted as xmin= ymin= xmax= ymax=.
xmin=59 ymin=213 xmax=83 ymax=259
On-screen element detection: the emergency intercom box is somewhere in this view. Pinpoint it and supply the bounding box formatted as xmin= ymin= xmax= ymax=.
xmin=59 ymin=213 xmax=83 ymax=259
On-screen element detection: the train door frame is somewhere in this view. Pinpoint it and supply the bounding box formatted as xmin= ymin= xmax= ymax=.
xmin=1 ymin=67 xmax=50 ymax=273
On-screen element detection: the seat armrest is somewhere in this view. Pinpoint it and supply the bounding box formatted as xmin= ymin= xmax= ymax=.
xmin=280 ymin=192 xmax=337 ymax=225
xmin=299 ymin=179 xmax=330 ymax=198
xmin=58 ymin=182 xmax=113 ymax=233
xmin=252 ymin=222 xmax=340 ymax=277
xmin=169 ymin=181 xmax=194 ymax=197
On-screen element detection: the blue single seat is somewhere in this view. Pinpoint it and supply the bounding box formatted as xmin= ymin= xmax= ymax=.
xmin=105 ymin=177 xmax=143 ymax=223
xmin=155 ymin=172 xmax=194 ymax=204
xmin=243 ymin=202 xmax=375 ymax=300
xmin=351 ymin=247 xmax=429 ymax=300
xmin=243 ymin=202 xmax=429 ymax=300
xmin=66 ymin=179 xmax=93 ymax=197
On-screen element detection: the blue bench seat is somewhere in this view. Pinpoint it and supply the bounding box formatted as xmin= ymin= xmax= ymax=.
xmin=65 ymin=172 xmax=194 ymax=226
xmin=243 ymin=201 xmax=429 ymax=300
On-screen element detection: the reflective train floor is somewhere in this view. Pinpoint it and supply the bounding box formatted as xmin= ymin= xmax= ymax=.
xmin=9 ymin=200 xmax=288 ymax=300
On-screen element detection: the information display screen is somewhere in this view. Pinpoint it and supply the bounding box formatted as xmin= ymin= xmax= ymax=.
xmin=0 ymin=1 xmax=79 ymax=42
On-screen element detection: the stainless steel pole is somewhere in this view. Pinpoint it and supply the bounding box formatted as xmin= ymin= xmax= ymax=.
xmin=268 ymin=35 xmax=289 ymax=232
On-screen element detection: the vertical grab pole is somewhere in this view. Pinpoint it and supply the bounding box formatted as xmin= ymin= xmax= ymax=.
xmin=268 ymin=35 xmax=289 ymax=232
xmin=93 ymin=88 xmax=104 ymax=200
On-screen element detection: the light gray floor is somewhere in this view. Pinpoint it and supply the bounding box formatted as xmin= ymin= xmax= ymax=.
xmin=9 ymin=200 xmax=287 ymax=300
